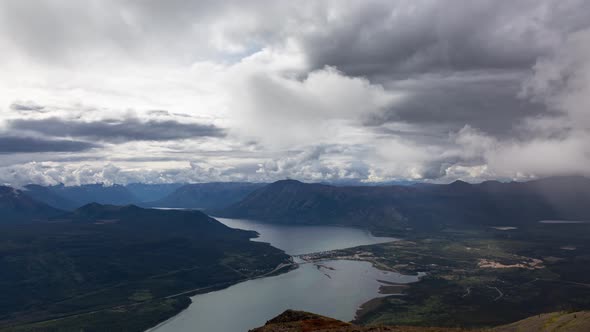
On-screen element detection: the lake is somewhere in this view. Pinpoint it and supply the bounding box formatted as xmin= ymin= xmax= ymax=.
xmin=217 ymin=217 xmax=399 ymax=255
xmin=149 ymin=218 xmax=415 ymax=332
xmin=539 ymin=220 xmax=590 ymax=224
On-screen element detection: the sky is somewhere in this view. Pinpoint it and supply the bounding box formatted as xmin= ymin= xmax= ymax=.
xmin=1 ymin=0 xmax=590 ymax=186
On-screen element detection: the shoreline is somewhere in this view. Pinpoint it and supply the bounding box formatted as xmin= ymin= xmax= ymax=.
xmin=296 ymin=247 xmax=426 ymax=326
xmin=0 ymin=258 xmax=297 ymax=332
xmin=145 ymin=219 xmax=406 ymax=332
xmin=143 ymin=258 xmax=298 ymax=331
xmin=148 ymin=251 xmax=405 ymax=331
xmin=211 ymin=215 xmax=404 ymax=239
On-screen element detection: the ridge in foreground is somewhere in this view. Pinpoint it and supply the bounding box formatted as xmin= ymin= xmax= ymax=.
xmin=250 ymin=310 xmax=590 ymax=332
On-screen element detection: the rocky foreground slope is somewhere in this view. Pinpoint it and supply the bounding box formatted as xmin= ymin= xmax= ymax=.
xmin=250 ymin=310 xmax=590 ymax=332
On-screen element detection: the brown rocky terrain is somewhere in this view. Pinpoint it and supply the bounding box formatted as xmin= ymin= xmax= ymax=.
xmin=250 ymin=310 xmax=590 ymax=332
xmin=249 ymin=310 xmax=477 ymax=332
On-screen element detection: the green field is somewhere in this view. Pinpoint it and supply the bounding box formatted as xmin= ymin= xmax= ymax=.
xmin=308 ymin=223 xmax=590 ymax=328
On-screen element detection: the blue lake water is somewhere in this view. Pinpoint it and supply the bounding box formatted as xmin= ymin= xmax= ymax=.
xmin=149 ymin=218 xmax=414 ymax=332
xmin=217 ymin=217 xmax=398 ymax=255
xmin=539 ymin=220 xmax=590 ymax=224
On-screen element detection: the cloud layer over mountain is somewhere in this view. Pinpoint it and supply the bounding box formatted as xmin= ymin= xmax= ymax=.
xmin=1 ymin=0 xmax=589 ymax=185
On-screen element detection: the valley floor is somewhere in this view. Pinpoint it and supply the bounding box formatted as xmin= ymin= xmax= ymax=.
xmin=300 ymin=223 xmax=590 ymax=328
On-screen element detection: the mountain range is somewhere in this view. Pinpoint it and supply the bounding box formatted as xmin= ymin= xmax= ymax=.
xmin=219 ymin=176 xmax=590 ymax=233
xmin=145 ymin=182 xmax=266 ymax=209
xmin=0 ymin=186 xmax=63 ymax=223
xmin=8 ymin=176 xmax=590 ymax=232
xmin=23 ymin=183 xmax=143 ymax=210
xmin=21 ymin=182 xmax=265 ymax=211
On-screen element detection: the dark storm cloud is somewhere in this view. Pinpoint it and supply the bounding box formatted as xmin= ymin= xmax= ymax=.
xmin=292 ymin=0 xmax=590 ymax=144
xmin=0 ymin=136 xmax=98 ymax=153
xmin=367 ymin=72 xmax=547 ymax=137
xmin=1 ymin=0 xmax=588 ymax=75
xmin=301 ymin=0 xmax=590 ymax=78
xmin=9 ymin=117 xmax=225 ymax=142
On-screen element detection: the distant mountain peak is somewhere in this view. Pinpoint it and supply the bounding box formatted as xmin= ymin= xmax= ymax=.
xmin=79 ymin=202 xmax=103 ymax=209
xmin=0 ymin=185 xmax=63 ymax=223
xmin=146 ymin=182 xmax=266 ymax=210
xmin=449 ymin=179 xmax=470 ymax=186
xmin=76 ymin=202 xmax=141 ymax=212
xmin=75 ymin=202 xmax=114 ymax=215
xmin=273 ymin=179 xmax=304 ymax=185
xmin=0 ymin=185 xmax=19 ymax=196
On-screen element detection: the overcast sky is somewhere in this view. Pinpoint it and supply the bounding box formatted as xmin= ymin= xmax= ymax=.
xmin=1 ymin=0 xmax=590 ymax=186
